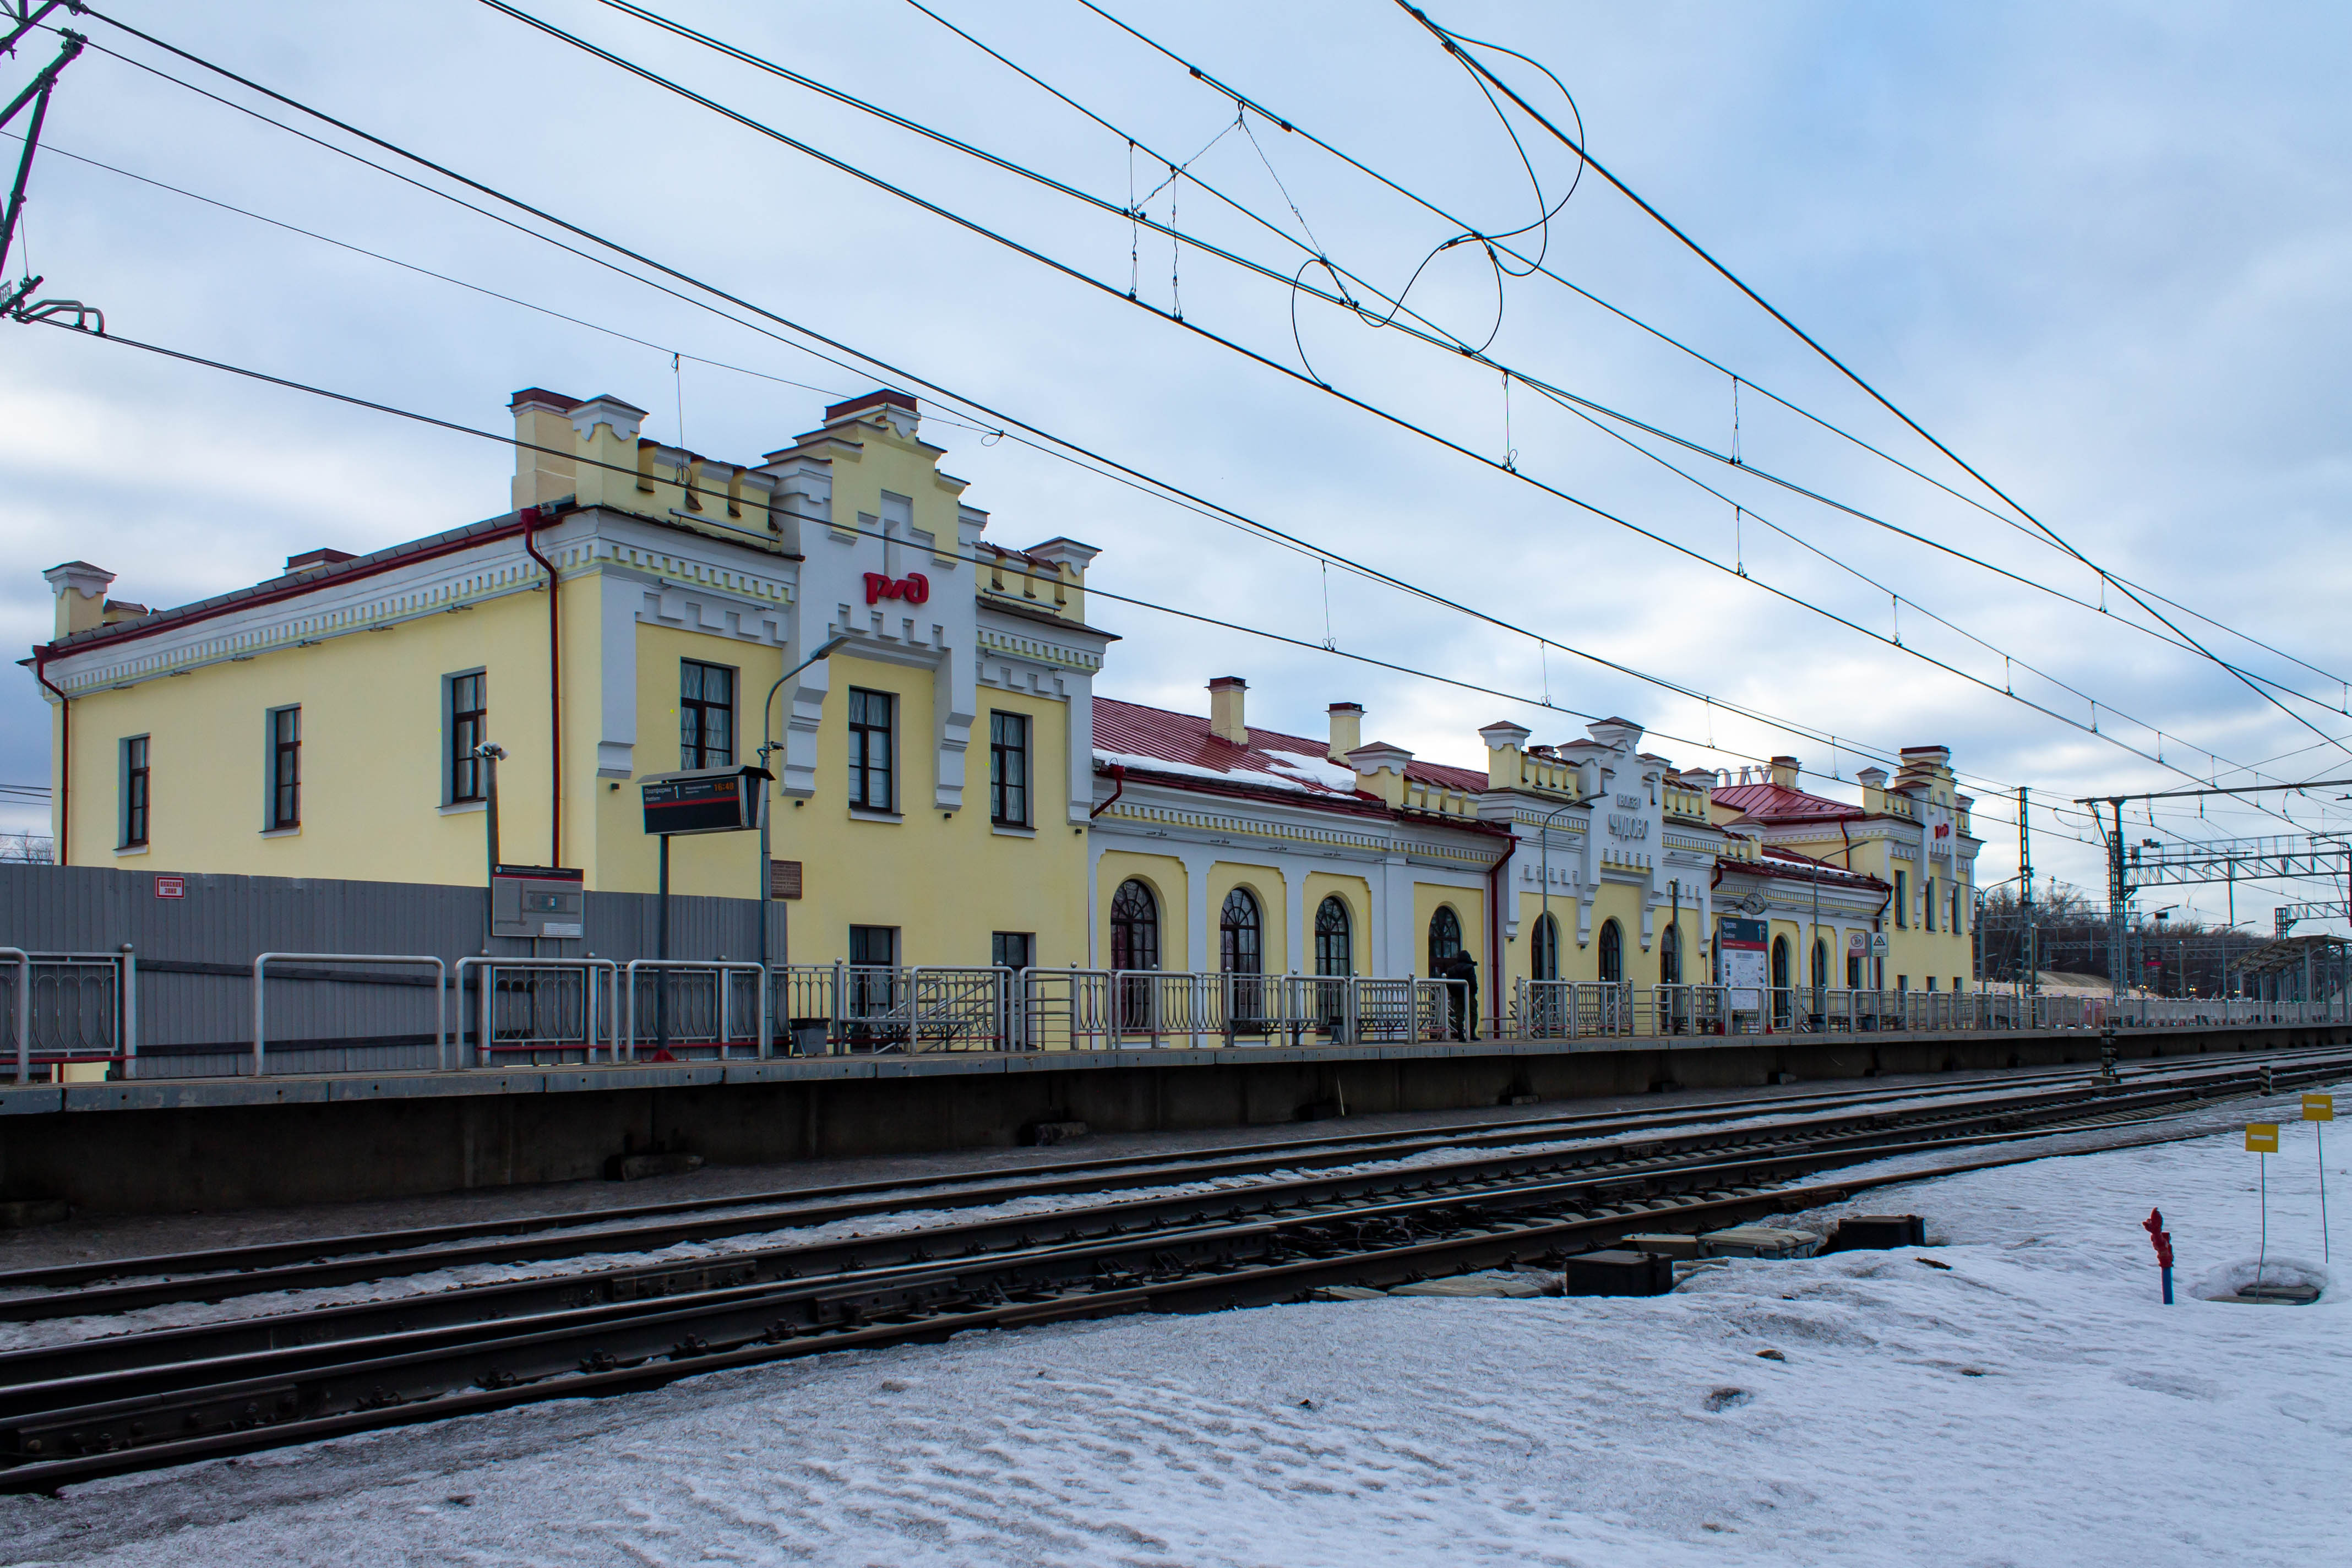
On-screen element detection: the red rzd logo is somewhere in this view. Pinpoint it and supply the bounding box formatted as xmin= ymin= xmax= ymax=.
xmin=864 ymin=571 xmax=930 ymax=606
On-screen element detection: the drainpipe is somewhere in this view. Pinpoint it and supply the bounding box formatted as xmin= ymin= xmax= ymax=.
xmin=31 ymin=647 xmax=66 ymax=866
xmin=1088 ymin=763 xmax=1127 ymax=819
xmin=519 ymin=505 xmax=562 ymax=867
xmin=1486 ymin=833 xmax=1513 ymax=1038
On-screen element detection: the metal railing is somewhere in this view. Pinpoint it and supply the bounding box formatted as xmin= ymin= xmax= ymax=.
xmin=253 ymin=953 xmax=446 ymax=1076
xmin=10 ymin=939 xmax=2350 ymax=1086
xmin=454 ymin=956 xmax=619 ymax=1067
xmin=1012 ymin=970 xmax=1466 ymax=1051
xmin=6 ymin=947 xmax=137 ymax=1084
xmin=1504 ymin=982 xmax=2217 ymax=1039
xmin=623 ymin=960 xmax=768 ymax=1060
xmin=770 ymin=963 xmax=1013 ymax=1054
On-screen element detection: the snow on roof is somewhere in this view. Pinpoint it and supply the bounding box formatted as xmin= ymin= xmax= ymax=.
xmin=1092 ymin=697 xmax=1486 ymax=801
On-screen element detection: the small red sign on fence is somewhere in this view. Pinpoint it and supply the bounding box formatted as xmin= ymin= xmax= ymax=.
xmin=153 ymin=875 xmax=185 ymax=900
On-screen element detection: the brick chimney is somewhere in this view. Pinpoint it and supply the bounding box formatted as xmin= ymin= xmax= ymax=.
xmin=1326 ymin=702 xmax=1363 ymax=764
xmin=1208 ymin=677 xmax=1248 ymax=745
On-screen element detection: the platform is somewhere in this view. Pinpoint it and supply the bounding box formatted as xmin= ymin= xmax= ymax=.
xmin=2 ymin=1020 xmax=2345 ymax=1216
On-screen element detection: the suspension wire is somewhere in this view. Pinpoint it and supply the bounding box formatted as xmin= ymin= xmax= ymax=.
xmin=50 ymin=13 xmax=2255 ymax=838
xmin=1400 ymin=1 xmax=2351 ymax=765
xmin=1066 ymin=1 xmax=2350 ymax=696
xmin=430 ymin=0 xmax=2348 ymax=804
xmin=15 ymin=309 xmax=2043 ymax=815
xmin=447 ymin=1 xmax=2352 ymax=726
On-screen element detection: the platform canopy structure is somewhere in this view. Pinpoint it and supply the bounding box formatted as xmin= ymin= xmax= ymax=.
xmin=2228 ymin=934 xmax=2349 ymax=1007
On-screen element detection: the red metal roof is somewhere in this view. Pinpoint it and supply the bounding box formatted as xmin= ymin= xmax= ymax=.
xmin=1092 ymin=697 xmax=1488 ymax=798
xmin=1710 ymin=777 xmax=1860 ymax=823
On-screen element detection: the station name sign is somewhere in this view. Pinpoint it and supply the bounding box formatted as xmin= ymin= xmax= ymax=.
xmin=640 ymin=765 xmax=771 ymax=836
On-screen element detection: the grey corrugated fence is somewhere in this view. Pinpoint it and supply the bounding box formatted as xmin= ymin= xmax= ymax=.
xmin=0 ymin=864 xmax=774 ymax=1077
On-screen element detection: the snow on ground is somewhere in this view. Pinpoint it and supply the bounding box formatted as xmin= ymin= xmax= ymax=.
xmin=6 ymin=1111 xmax=2346 ymax=1566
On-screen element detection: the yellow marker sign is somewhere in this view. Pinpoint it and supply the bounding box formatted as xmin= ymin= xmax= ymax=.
xmin=2306 ymin=1094 xmax=2335 ymax=1123
xmin=2246 ymin=1123 xmax=2279 ymax=1153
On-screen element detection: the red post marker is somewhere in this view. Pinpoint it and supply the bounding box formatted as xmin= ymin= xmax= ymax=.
xmin=2142 ymin=1208 xmax=2174 ymax=1304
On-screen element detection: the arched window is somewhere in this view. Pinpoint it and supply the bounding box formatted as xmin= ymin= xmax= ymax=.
xmin=1598 ymin=918 xmax=1623 ymax=983
xmin=1660 ymin=924 xmax=1682 ymax=985
xmin=1812 ymin=937 xmax=1829 ymax=990
xmin=1772 ymin=935 xmax=1790 ymax=991
xmin=1220 ymin=887 xmax=1262 ymax=974
xmin=1531 ymin=910 xmax=1560 ymax=981
xmin=1110 ymin=879 xmax=1159 ymax=971
xmin=1314 ymin=896 xmax=1352 ymax=976
xmin=1427 ymin=905 xmax=1463 ymax=971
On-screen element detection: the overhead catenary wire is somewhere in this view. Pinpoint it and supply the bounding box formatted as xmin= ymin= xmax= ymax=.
xmin=1064 ymin=0 xmax=2350 ymax=699
xmin=1398 ymin=1 xmax=2352 ymax=767
xmin=574 ymin=0 xmax=2349 ymax=729
xmin=43 ymin=12 xmax=2289 ymax=847
xmin=453 ymin=1 xmax=2333 ymax=826
xmin=53 ymin=12 xmax=2072 ymax=820
xmin=18 ymin=309 xmax=2035 ymax=818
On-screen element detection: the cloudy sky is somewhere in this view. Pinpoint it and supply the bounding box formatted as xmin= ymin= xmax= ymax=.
xmin=4 ymin=1 xmax=2348 ymax=937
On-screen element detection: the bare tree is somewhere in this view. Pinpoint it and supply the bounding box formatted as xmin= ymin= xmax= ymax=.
xmin=0 ymin=833 xmax=55 ymax=864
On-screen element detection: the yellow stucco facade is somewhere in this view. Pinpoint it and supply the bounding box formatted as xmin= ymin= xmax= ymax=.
xmin=33 ymin=380 xmax=1980 ymax=1022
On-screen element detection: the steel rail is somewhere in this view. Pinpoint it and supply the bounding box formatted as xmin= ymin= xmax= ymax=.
xmin=0 ymin=1059 xmax=2148 ymax=1300
xmin=0 ymin=1054 xmax=2331 ymax=1431
xmin=0 ymin=1082 xmax=2300 ymax=1495
xmin=2 ymin=1051 xmax=2316 ymax=1324
xmin=9 ymin=1043 xmax=2331 ymax=1304
xmin=0 ymin=1081 xmax=2130 ymax=1383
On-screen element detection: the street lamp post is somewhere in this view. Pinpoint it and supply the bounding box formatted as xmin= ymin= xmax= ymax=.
xmin=1536 ymin=799 xmax=1578 ymax=987
xmin=755 ymin=635 xmax=850 ymax=972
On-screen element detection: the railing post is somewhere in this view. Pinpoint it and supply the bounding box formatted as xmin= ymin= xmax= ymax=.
xmin=477 ymin=959 xmax=494 ymax=1069
xmin=251 ymin=954 xmax=271 ymax=1077
xmin=7 ymin=949 xmax=28 ymax=1086
xmin=118 ymin=943 xmax=137 ymax=1081
xmin=758 ymin=962 xmax=774 ymax=1059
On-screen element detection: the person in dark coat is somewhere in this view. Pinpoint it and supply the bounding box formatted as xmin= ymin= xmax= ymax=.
xmin=1456 ymin=950 xmax=1480 ymax=1040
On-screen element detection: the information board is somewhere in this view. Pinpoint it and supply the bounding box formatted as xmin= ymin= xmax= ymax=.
xmin=1719 ymin=916 xmax=1768 ymax=1010
xmin=640 ymin=766 xmax=770 ymax=836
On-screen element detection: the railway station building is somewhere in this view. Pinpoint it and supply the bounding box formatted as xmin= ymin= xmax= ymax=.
xmin=28 ymin=381 xmax=1977 ymax=1015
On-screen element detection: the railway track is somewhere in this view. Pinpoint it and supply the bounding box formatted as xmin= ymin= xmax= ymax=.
xmin=0 ymin=1047 xmax=2339 ymax=1493
xmin=4 ymin=1043 xmax=2333 ymax=1318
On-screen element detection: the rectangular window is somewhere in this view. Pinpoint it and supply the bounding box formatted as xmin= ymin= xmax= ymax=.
xmin=1897 ymin=974 xmax=1909 ymax=993
xmin=989 ymin=710 xmax=1030 ymax=826
xmin=1952 ymin=887 xmax=1963 ymax=934
xmin=849 ymin=925 xmax=898 ymax=967
xmin=266 ymin=706 xmax=301 ymax=830
xmin=119 ymin=735 xmax=150 ymax=849
xmin=1926 ymin=975 xmax=1937 ymax=991
xmin=848 ymin=687 xmax=895 ymax=811
xmin=992 ymin=931 xmax=1035 ymax=972
xmin=679 ymin=660 xmax=736 ymax=769
xmin=448 ymin=671 xmax=487 ymax=803
xmin=1924 ymin=876 xmax=1936 ymax=933
xmin=1894 ymin=869 xmax=1908 ymax=928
